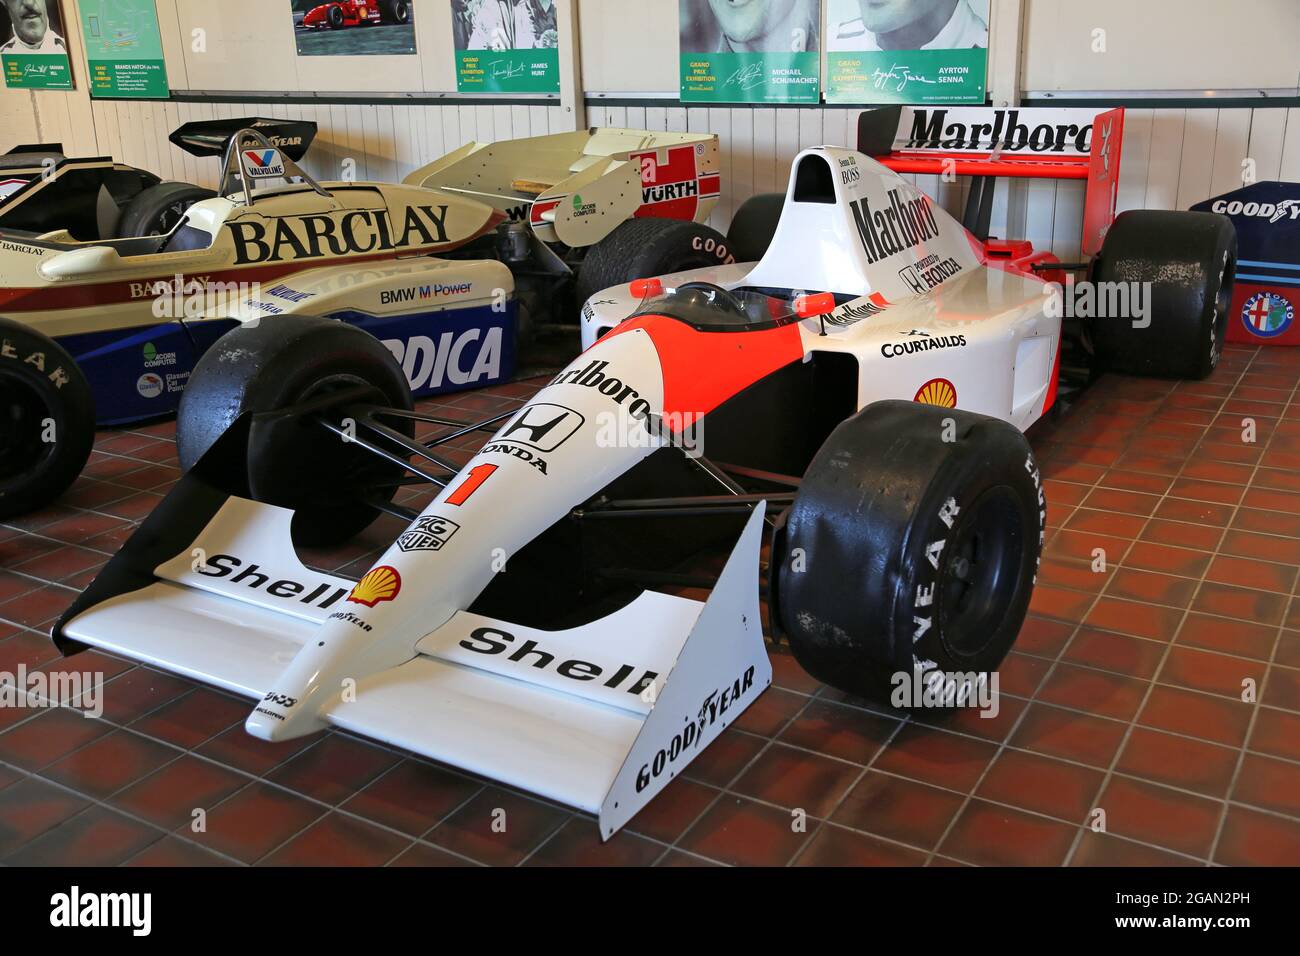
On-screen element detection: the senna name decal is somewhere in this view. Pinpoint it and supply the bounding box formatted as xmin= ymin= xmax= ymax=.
xmin=228 ymin=205 xmax=451 ymax=265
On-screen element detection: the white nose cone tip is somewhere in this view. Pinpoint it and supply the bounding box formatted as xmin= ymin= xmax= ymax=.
xmin=245 ymin=698 xmax=325 ymax=741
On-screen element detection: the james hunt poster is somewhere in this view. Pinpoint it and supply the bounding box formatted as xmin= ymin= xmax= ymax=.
xmin=679 ymin=0 xmax=821 ymax=104
xmin=825 ymin=0 xmax=988 ymax=104
xmin=451 ymin=0 xmax=560 ymax=94
xmin=1 ymin=0 xmax=73 ymax=89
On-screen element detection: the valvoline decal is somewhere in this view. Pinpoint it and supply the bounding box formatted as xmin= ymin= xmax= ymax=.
xmin=1193 ymin=181 xmax=1300 ymax=346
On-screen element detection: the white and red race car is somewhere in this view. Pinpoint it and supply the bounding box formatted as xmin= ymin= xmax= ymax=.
xmin=52 ymin=117 xmax=1234 ymax=838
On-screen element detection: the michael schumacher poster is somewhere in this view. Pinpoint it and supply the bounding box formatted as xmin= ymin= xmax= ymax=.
xmin=1 ymin=0 xmax=73 ymax=89
xmin=825 ymin=0 xmax=988 ymax=104
xmin=451 ymin=0 xmax=560 ymax=94
xmin=679 ymin=0 xmax=821 ymax=104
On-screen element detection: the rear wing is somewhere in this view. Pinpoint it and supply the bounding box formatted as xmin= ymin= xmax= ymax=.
xmin=169 ymin=117 xmax=317 ymax=161
xmin=858 ymin=105 xmax=1124 ymax=257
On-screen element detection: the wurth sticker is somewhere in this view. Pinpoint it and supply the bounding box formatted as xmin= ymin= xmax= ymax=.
xmin=632 ymin=144 xmax=709 ymax=221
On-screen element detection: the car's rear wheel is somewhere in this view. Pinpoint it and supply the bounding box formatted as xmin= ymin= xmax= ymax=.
xmin=380 ymin=0 xmax=410 ymax=24
xmin=116 ymin=181 xmax=216 ymax=239
xmin=1088 ymin=209 xmax=1237 ymax=379
xmin=727 ymin=192 xmax=784 ymax=263
xmin=772 ymin=400 xmax=1044 ymax=704
xmin=0 ymin=318 xmax=95 ymax=520
xmin=576 ymin=218 xmax=735 ymax=307
xmin=176 ymin=316 xmax=414 ymax=547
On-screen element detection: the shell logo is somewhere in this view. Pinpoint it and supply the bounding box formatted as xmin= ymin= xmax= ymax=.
xmin=914 ymin=378 xmax=957 ymax=408
xmin=347 ymin=566 xmax=402 ymax=608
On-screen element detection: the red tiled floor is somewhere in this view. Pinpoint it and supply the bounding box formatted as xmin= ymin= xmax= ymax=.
xmin=3 ymin=356 xmax=1300 ymax=866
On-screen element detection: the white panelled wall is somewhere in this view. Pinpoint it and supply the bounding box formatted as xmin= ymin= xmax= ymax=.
xmin=9 ymin=98 xmax=1291 ymax=262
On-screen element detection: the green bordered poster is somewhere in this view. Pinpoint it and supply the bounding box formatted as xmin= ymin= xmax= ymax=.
xmin=1 ymin=0 xmax=73 ymax=89
xmin=825 ymin=0 xmax=988 ymax=104
xmin=78 ymin=0 xmax=169 ymax=98
xmin=451 ymin=0 xmax=560 ymax=94
xmin=679 ymin=0 xmax=820 ymax=104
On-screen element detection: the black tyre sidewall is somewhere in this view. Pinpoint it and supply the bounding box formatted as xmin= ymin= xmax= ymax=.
xmin=1089 ymin=210 xmax=1237 ymax=379
xmin=0 ymin=318 xmax=94 ymax=519
xmin=177 ymin=317 xmax=413 ymax=545
xmin=576 ymin=218 xmax=735 ymax=306
xmin=726 ymin=192 xmax=785 ymax=263
xmin=116 ymin=182 xmax=217 ymax=238
xmin=776 ymin=402 xmax=1044 ymax=701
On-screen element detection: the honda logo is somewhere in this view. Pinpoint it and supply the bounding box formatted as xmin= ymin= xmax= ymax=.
xmin=498 ymin=403 xmax=585 ymax=452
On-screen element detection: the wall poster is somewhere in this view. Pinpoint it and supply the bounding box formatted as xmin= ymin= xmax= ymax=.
xmin=78 ymin=0 xmax=169 ymax=98
xmin=679 ymin=0 xmax=821 ymax=104
xmin=451 ymin=0 xmax=560 ymax=94
xmin=826 ymin=0 xmax=988 ymax=104
xmin=2 ymin=0 xmax=73 ymax=89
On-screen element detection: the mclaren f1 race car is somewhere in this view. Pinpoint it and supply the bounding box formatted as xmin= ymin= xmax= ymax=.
xmin=51 ymin=129 xmax=1233 ymax=838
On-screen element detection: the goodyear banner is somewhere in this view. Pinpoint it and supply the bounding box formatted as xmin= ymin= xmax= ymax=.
xmin=78 ymin=0 xmax=169 ymax=98
xmin=679 ymin=0 xmax=820 ymax=104
xmin=1193 ymin=181 xmax=1300 ymax=347
xmin=1 ymin=0 xmax=73 ymax=89
xmin=451 ymin=0 xmax=560 ymax=94
xmin=825 ymin=0 xmax=988 ymax=104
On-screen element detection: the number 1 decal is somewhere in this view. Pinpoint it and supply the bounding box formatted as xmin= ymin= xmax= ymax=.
xmin=445 ymin=464 xmax=498 ymax=506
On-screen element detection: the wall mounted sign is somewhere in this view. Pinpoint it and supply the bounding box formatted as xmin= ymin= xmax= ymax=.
xmin=2 ymin=0 xmax=73 ymax=89
xmin=825 ymin=0 xmax=988 ymax=104
xmin=451 ymin=0 xmax=560 ymax=94
xmin=679 ymin=0 xmax=821 ymax=104
xmin=79 ymin=0 xmax=169 ymax=98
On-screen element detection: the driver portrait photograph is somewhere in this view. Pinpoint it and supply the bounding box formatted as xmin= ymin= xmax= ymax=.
xmin=0 ymin=0 xmax=66 ymax=53
xmin=827 ymin=0 xmax=988 ymax=51
xmin=681 ymin=0 xmax=821 ymax=54
xmin=452 ymin=0 xmax=559 ymax=51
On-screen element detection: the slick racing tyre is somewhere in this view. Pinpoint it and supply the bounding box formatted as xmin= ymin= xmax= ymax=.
xmin=1088 ymin=209 xmax=1236 ymax=379
xmin=773 ymin=401 xmax=1044 ymax=704
xmin=726 ymin=192 xmax=784 ymax=263
xmin=380 ymin=0 xmax=410 ymax=24
xmin=116 ymin=181 xmax=216 ymax=238
xmin=176 ymin=316 xmax=415 ymax=547
xmin=576 ymin=218 xmax=736 ymax=307
xmin=0 ymin=317 xmax=95 ymax=520
xmin=328 ymin=5 xmax=345 ymax=28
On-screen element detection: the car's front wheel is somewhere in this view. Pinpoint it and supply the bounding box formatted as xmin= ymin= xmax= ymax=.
xmin=176 ymin=316 xmax=414 ymax=546
xmin=0 ymin=317 xmax=95 ymax=520
xmin=771 ymin=400 xmax=1044 ymax=704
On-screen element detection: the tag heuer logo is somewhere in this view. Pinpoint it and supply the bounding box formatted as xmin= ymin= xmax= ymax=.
xmin=397 ymin=515 xmax=462 ymax=553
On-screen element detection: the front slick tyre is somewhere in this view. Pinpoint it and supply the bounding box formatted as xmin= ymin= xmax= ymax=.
xmin=0 ymin=318 xmax=94 ymax=520
xmin=176 ymin=316 xmax=414 ymax=547
xmin=775 ymin=401 xmax=1045 ymax=707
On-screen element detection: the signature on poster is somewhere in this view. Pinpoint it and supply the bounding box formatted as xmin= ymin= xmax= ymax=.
xmin=725 ymin=63 xmax=767 ymax=91
xmin=871 ymin=64 xmax=937 ymax=93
